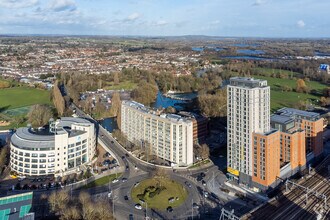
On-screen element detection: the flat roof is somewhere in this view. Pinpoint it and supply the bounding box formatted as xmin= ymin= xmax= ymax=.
xmin=229 ymin=77 xmax=268 ymax=88
xmin=122 ymin=100 xmax=193 ymax=123
xmin=271 ymin=114 xmax=294 ymax=125
xmin=276 ymin=107 xmax=320 ymax=121
xmin=11 ymin=117 xmax=92 ymax=149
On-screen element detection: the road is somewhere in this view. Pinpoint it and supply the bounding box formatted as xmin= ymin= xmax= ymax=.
xmin=73 ymin=104 xmax=213 ymax=219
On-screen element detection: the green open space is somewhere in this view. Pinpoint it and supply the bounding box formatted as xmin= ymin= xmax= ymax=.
xmin=253 ymin=75 xmax=327 ymax=112
xmin=81 ymin=173 xmax=122 ymax=189
xmin=131 ymin=178 xmax=188 ymax=210
xmin=104 ymin=80 xmax=137 ymax=91
xmin=0 ymin=87 xmax=51 ymax=130
xmin=0 ymin=87 xmax=51 ymax=110
xmin=189 ymin=159 xmax=211 ymax=169
xmin=252 ymin=67 xmax=301 ymax=77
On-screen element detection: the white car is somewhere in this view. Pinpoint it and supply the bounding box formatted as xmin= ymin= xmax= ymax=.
xmin=204 ymin=192 xmax=209 ymax=198
xmin=112 ymin=179 xmax=119 ymax=183
xmin=135 ymin=204 xmax=142 ymax=210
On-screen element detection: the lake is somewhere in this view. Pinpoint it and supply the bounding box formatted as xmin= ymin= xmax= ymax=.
xmin=237 ymin=49 xmax=265 ymax=55
xmin=220 ymin=56 xmax=274 ymax=61
xmin=152 ymin=91 xmax=197 ymax=111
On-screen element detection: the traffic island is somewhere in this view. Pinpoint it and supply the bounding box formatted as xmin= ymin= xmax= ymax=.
xmin=131 ymin=178 xmax=188 ymax=210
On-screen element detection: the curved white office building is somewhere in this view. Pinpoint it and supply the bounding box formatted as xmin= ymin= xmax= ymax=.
xmin=10 ymin=117 xmax=96 ymax=176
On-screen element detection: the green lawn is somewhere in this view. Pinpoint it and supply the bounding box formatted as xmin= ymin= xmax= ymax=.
xmin=103 ymin=81 xmax=137 ymax=90
xmin=189 ymin=159 xmax=211 ymax=169
xmin=131 ymin=178 xmax=188 ymax=210
xmin=252 ymin=67 xmax=301 ymax=77
xmin=81 ymin=173 xmax=122 ymax=189
xmin=0 ymin=87 xmax=51 ymax=110
xmin=253 ymin=75 xmax=328 ymax=112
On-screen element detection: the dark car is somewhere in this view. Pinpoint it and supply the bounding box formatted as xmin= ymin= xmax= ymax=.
xmin=122 ymin=155 xmax=125 ymax=159
xmin=124 ymin=195 xmax=129 ymax=200
xmin=200 ymin=172 xmax=206 ymax=178
xmin=125 ymin=153 xmax=129 ymax=157
xmin=111 ymin=141 xmax=114 ymax=144
xmin=129 ymin=214 xmax=134 ymax=220
xmin=126 ymin=166 xmax=129 ymax=171
xmin=197 ymin=175 xmax=203 ymax=181
xmin=185 ymin=181 xmax=192 ymax=188
xmin=167 ymin=206 xmax=173 ymax=213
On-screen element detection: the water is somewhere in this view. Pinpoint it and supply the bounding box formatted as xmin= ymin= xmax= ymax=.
xmin=192 ymin=47 xmax=204 ymax=52
xmin=99 ymin=117 xmax=118 ymax=133
xmin=231 ymin=43 xmax=260 ymax=47
xmin=315 ymin=52 xmax=330 ymax=57
xmin=152 ymin=91 xmax=196 ymax=111
xmin=237 ymin=49 xmax=265 ymax=55
xmin=220 ymin=56 xmax=274 ymax=61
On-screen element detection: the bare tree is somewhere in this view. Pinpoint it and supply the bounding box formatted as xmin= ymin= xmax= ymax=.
xmin=52 ymin=80 xmax=65 ymax=116
xmin=94 ymin=199 xmax=114 ymax=220
xmin=27 ymin=104 xmax=53 ymax=127
xmin=60 ymin=206 xmax=80 ymax=220
xmin=200 ymin=143 xmax=210 ymax=160
xmin=48 ymin=190 xmax=69 ymax=214
xmin=79 ymin=192 xmax=95 ymax=220
xmin=113 ymin=72 xmax=120 ymax=85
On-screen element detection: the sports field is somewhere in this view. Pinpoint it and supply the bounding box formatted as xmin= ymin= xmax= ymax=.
xmin=0 ymin=87 xmax=51 ymax=111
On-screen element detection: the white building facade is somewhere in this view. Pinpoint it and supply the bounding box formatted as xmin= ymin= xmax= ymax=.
xmin=10 ymin=117 xmax=96 ymax=176
xmin=227 ymin=77 xmax=270 ymax=179
xmin=121 ymin=101 xmax=194 ymax=166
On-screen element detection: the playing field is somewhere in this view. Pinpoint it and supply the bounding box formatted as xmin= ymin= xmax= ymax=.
xmin=0 ymin=87 xmax=51 ymax=111
xmin=253 ymin=75 xmax=328 ymax=112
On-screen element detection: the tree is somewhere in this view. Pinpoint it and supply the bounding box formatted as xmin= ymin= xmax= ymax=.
xmin=198 ymin=89 xmax=227 ymax=117
xmin=0 ymin=146 xmax=8 ymax=174
xmin=52 ymin=81 xmax=65 ymax=116
xmin=131 ymin=81 xmax=158 ymax=105
xmin=27 ymin=104 xmax=53 ymax=127
xmin=113 ymin=72 xmax=120 ymax=85
xmin=60 ymin=206 xmax=80 ymax=220
xmin=320 ymin=97 xmax=330 ymax=107
xmin=200 ymin=143 xmax=210 ymax=160
xmin=79 ymin=192 xmax=95 ymax=220
xmin=48 ymin=190 xmax=69 ymax=214
xmin=94 ymin=199 xmax=114 ymax=220
xmin=110 ymin=92 xmax=121 ymax=129
xmin=296 ymin=79 xmax=309 ymax=93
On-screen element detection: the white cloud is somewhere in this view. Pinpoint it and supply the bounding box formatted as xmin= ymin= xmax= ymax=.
xmin=49 ymin=0 xmax=77 ymax=12
xmin=211 ymin=20 xmax=220 ymax=25
xmin=252 ymin=0 xmax=266 ymax=6
xmin=155 ymin=20 xmax=168 ymax=26
xmin=127 ymin=12 xmax=141 ymax=21
xmin=297 ymin=20 xmax=305 ymax=28
xmin=0 ymin=0 xmax=38 ymax=8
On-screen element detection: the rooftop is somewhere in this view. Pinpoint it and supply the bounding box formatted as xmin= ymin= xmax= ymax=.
xmin=229 ymin=77 xmax=268 ymax=88
xmin=270 ymin=114 xmax=294 ymax=125
xmin=122 ymin=100 xmax=193 ymax=123
xmin=276 ymin=107 xmax=320 ymax=121
xmin=11 ymin=117 xmax=92 ymax=149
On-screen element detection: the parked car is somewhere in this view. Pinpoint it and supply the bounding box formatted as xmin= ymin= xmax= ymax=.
xmin=124 ymin=195 xmax=129 ymax=200
xmin=134 ymin=182 xmax=140 ymax=187
xmin=112 ymin=179 xmax=119 ymax=183
xmin=135 ymin=204 xmax=142 ymax=210
xmin=122 ymin=178 xmax=127 ymax=182
xmin=167 ymin=206 xmax=173 ymax=213
xmin=193 ymin=203 xmax=199 ymax=209
xmin=202 ymin=180 xmax=206 ymax=186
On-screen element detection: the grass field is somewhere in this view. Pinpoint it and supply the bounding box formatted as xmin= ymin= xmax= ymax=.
xmin=0 ymin=87 xmax=51 ymax=110
xmin=82 ymin=173 xmax=122 ymax=189
xmin=131 ymin=178 xmax=188 ymax=210
xmin=104 ymin=80 xmax=137 ymax=90
xmin=252 ymin=67 xmax=301 ymax=77
xmin=253 ymin=75 xmax=328 ymax=112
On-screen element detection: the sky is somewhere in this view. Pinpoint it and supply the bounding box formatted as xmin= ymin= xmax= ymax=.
xmin=0 ymin=0 xmax=329 ymax=38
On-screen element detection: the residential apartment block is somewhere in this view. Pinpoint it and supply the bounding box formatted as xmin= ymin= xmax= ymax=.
xmin=227 ymin=77 xmax=270 ymax=183
xmin=121 ymin=101 xmax=194 ymax=166
xmin=227 ymin=77 xmax=323 ymax=190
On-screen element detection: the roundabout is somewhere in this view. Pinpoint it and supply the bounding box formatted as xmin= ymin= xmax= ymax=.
xmin=131 ymin=177 xmax=188 ymax=210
